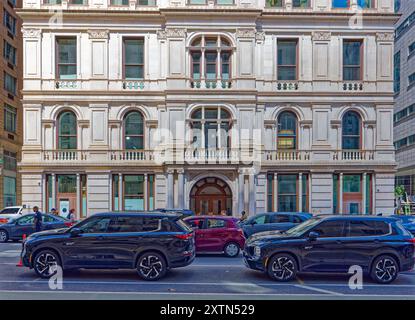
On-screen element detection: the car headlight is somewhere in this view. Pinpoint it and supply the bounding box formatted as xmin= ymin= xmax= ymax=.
xmin=254 ymin=246 xmax=261 ymax=257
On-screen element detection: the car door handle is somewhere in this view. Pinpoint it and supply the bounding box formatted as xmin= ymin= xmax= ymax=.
xmin=64 ymin=241 xmax=75 ymax=246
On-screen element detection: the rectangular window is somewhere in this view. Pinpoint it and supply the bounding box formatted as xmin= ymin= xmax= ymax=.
xmin=301 ymin=174 xmax=308 ymax=212
xmin=394 ymin=51 xmax=401 ymax=93
xmin=3 ymin=10 xmax=16 ymax=35
xmin=278 ymin=175 xmax=297 ymax=212
xmin=188 ymin=0 xmax=207 ymax=4
xmin=3 ymin=176 xmax=16 ymax=207
xmin=332 ymin=0 xmax=349 ymax=8
xmin=124 ymin=38 xmax=144 ymax=80
xmin=124 ymin=175 xmax=145 ymax=211
xmin=4 ymin=72 xmax=16 ymax=95
xmin=69 ymin=0 xmax=87 ymax=4
xmin=205 ymin=52 xmax=217 ymax=80
xmin=4 ymin=104 xmax=16 ymax=133
xmin=56 ymin=38 xmax=77 ymax=79
xmin=343 ymin=175 xmax=361 ymax=193
xmin=110 ymin=0 xmax=129 ymax=4
xmin=191 ymin=51 xmax=201 ymax=80
xmin=293 ymin=0 xmax=310 ymax=7
xmin=265 ymin=0 xmax=282 ymax=7
xmin=46 ymin=175 xmax=53 ymax=212
xmin=3 ymin=40 xmax=16 ymax=65
xmin=333 ymin=174 xmax=339 ymax=213
xmin=277 ymin=39 xmax=298 ymax=81
xmin=137 ymin=0 xmax=157 ymax=4
xmin=44 ymin=0 xmax=62 ymax=3
xmin=267 ymin=174 xmax=273 ymax=212
xmin=221 ymin=51 xmax=231 ymax=80
xmin=343 ymin=174 xmax=363 ymax=214
xmin=112 ymin=175 xmax=119 ymax=211
xmin=343 ymin=40 xmax=362 ymax=81
xmin=148 ymin=175 xmax=154 ymax=210
xmin=57 ymin=175 xmax=77 ymax=193
xmin=409 ymin=42 xmax=415 ymax=58
xmin=409 ymin=72 xmax=415 ymax=88
xmin=3 ymin=150 xmax=17 ymax=171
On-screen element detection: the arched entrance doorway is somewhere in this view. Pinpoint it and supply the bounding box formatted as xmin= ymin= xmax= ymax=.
xmin=190 ymin=177 xmax=232 ymax=215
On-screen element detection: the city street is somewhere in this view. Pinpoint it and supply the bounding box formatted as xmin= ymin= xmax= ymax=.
xmin=1 ymin=242 xmax=415 ymax=300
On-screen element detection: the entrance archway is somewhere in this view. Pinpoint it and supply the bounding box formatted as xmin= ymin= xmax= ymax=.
xmin=190 ymin=177 xmax=232 ymax=215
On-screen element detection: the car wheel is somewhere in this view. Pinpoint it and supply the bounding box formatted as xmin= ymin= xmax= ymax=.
xmin=136 ymin=252 xmax=167 ymax=281
xmin=371 ymin=255 xmax=399 ymax=284
xmin=224 ymin=242 xmax=240 ymax=258
xmin=33 ymin=250 xmax=61 ymax=279
xmin=0 ymin=230 xmax=9 ymax=243
xmin=267 ymin=253 xmax=298 ymax=282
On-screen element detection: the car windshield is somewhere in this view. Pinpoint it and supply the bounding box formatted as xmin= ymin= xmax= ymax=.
xmin=0 ymin=208 xmax=19 ymax=214
xmin=284 ymin=217 xmax=322 ymax=236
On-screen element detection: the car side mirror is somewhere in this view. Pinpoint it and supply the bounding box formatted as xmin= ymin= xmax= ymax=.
xmin=70 ymin=228 xmax=82 ymax=237
xmin=308 ymin=231 xmax=319 ymax=241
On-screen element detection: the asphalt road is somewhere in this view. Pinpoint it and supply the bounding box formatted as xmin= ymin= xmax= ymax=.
xmin=1 ymin=242 xmax=415 ymax=300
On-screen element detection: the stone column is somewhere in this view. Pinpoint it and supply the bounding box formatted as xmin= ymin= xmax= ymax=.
xmin=76 ymin=174 xmax=81 ymax=217
xmin=339 ymin=173 xmax=343 ymax=214
xmin=41 ymin=174 xmax=47 ymax=212
xmin=118 ymin=173 xmax=123 ymax=211
xmin=273 ymin=173 xmax=278 ymax=212
xmin=167 ymin=170 xmax=174 ymax=208
xmin=177 ymin=169 xmax=185 ymax=208
xmin=298 ymin=173 xmax=303 ymax=212
xmin=248 ymin=173 xmax=256 ymax=215
xmin=238 ymin=170 xmax=245 ymax=213
xmin=144 ymin=173 xmax=148 ymax=211
xmin=51 ymin=173 xmax=56 ymax=210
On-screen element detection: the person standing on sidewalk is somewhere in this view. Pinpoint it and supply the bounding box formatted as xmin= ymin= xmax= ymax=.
xmin=33 ymin=206 xmax=42 ymax=233
xmin=67 ymin=209 xmax=77 ymax=223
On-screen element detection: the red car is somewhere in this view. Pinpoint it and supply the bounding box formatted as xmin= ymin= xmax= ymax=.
xmin=184 ymin=216 xmax=245 ymax=257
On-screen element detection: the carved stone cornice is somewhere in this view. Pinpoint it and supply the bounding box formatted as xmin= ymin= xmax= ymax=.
xmin=236 ymin=28 xmax=256 ymax=39
xmin=88 ymin=30 xmax=109 ymax=40
xmin=145 ymin=119 xmax=158 ymax=128
xmin=255 ymin=32 xmax=266 ymax=42
xmin=22 ymin=28 xmax=41 ymax=38
xmin=376 ymin=32 xmax=394 ymax=42
xmin=330 ymin=120 xmax=341 ymax=128
xmin=264 ymin=119 xmax=276 ymax=128
xmin=108 ymin=120 xmax=121 ymax=128
xmin=41 ymin=119 xmax=55 ymax=128
xmin=299 ymin=120 xmax=313 ymax=128
xmin=157 ymin=30 xmax=167 ymax=40
xmin=164 ymin=28 xmax=187 ymax=38
xmin=77 ymin=120 xmax=90 ymax=128
xmin=312 ymin=31 xmax=331 ymax=41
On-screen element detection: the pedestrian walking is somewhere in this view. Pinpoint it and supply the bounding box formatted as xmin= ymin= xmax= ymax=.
xmin=33 ymin=206 xmax=42 ymax=233
xmin=67 ymin=209 xmax=76 ymax=223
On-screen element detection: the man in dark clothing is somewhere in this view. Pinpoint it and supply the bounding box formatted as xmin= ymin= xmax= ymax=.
xmin=33 ymin=206 xmax=42 ymax=233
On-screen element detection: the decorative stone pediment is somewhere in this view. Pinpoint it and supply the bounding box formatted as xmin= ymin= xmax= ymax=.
xmin=88 ymin=30 xmax=109 ymax=40
xmin=312 ymin=31 xmax=331 ymax=41
xmin=376 ymin=32 xmax=394 ymax=42
xmin=22 ymin=28 xmax=41 ymax=38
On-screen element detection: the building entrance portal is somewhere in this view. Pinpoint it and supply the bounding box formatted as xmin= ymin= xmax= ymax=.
xmin=190 ymin=177 xmax=232 ymax=215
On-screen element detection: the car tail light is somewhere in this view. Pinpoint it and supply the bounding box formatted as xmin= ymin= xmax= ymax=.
xmin=407 ymin=238 xmax=415 ymax=244
xmin=64 ymin=222 xmax=73 ymax=227
xmin=0 ymin=218 xmax=8 ymax=224
xmin=175 ymin=233 xmax=193 ymax=240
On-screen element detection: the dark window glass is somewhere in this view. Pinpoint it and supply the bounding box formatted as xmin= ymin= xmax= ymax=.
xmin=265 ymin=0 xmax=282 ymax=7
xmin=3 ymin=40 xmax=16 ymax=65
xmin=3 ymin=176 xmax=16 ymax=206
xmin=277 ymin=111 xmax=297 ymax=149
xmin=394 ymin=51 xmax=401 ymax=93
xmin=312 ymin=220 xmax=345 ymax=238
xmin=3 ymin=10 xmax=16 ymax=35
xmin=270 ymin=214 xmax=290 ymax=223
xmin=253 ymin=215 xmax=268 ymax=225
xmin=111 ymin=0 xmax=129 ymax=4
xmin=343 ymin=175 xmax=361 ymax=193
xmin=342 ymin=111 xmax=361 ymax=149
xmin=124 ymin=111 xmax=144 ymax=150
xmin=277 ymin=40 xmax=297 ymax=80
xmin=78 ymin=217 xmax=112 ymax=233
xmin=17 ymin=215 xmax=35 ymax=225
xmin=57 ymin=175 xmax=77 ymax=193
xmin=332 ymin=0 xmax=348 ymax=8
xmin=293 ymin=0 xmax=310 ymax=7
xmin=57 ymin=38 xmax=77 ymax=79
xmin=107 ymin=217 xmax=160 ymax=233
xmin=124 ymin=39 xmax=144 ymax=79
xmin=58 ymin=111 xmax=77 ymax=149
xmin=206 ymin=219 xmax=226 ymax=228
xmin=343 ymin=40 xmax=362 ymax=81
xmin=347 ymin=220 xmax=390 ymax=237
xmin=4 ymin=104 xmax=16 ymax=133
xmin=4 ymin=72 xmax=16 ymax=95
xmin=278 ymin=175 xmax=297 ymax=212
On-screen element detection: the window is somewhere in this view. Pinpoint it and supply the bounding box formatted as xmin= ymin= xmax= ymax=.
xmin=270 ymin=214 xmax=290 ymax=223
xmin=253 ymin=215 xmax=268 ymax=225
xmin=206 ymin=219 xmax=226 ymax=229
xmin=44 ymin=0 xmax=62 ymax=3
xmin=394 ymin=103 xmax=414 ymax=123
xmin=4 ymin=104 xmax=16 ymax=133
xmin=69 ymin=0 xmax=88 ymax=4
xmin=188 ymin=0 xmax=206 ymax=4
xmin=57 ymin=175 xmax=77 ymax=193
xmin=124 ymin=111 xmax=144 ymax=150
xmin=3 ymin=176 xmax=16 ymax=207
xmin=409 ymin=72 xmax=415 ymax=88
xmin=124 ymin=175 xmax=145 ymax=210
xmin=3 ymin=40 xmax=16 ymax=65
xmin=343 ymin=40 xmax=362 ymax=81
xmin=190 ymin=36 xmax=233 ymax=81
xmin=107 ymin=217 xmax=160 ymax=233
xmin=124 ymin=39 xmax=144 ymax=80
xmin=277 ymin=39 xmax=297 ymax=80
xmin=277 ymin=111 xmax=297 ymax=150
xmin=332 ymin=0 xmax=372 ymax=7
xmin=394 ymin=0 xmax=401 ymax=12
xmin=3 ymin=150 xmax=17 ymax=171
xmin=332 ymin=0 xmax=349 ymax=8
xmin=312 ymin=220 xmax=346 ymax=238
xmin=266 ymin=0 xmax=282 ymax=6
xmin=409 ymin=42 xmax=415 ymax=58
xmin=58 ymin=111 xmax=77 ymax=149
xmin=137 ymin=0 xmax=157 ymax=5
xmin=396 ymin=11 xmax=415 ymax=40
xmin=78 ymin=217 xmax=112 ymax=233
xmin=343 ymin=175 xmax=361 ymax=193
xmin=293 ymin=0 xmax=310 ymax=7
xmin=342 ymin=111 xmax=361 ymax=149
xmin=3 ymin=10 xmax=16 ymax=35
xmin=110 ymin=0 xmax=129 ymax=4
xmin=17 ymin=215 xmax=35 ymax=225
xmin=56 ymin=38 xmax=77 ymax=79
xmin=190 ymin=107 xmax=231 ymax=149
xmin=278 ymin=175 xmax=297 ymax=212
xmin=394 ymin=51 xmax=401 ymax=93
xmin=346 ymin=220 xmax=390 ymax=237
xmin=4 ymin=72 xmax=16 ymax=95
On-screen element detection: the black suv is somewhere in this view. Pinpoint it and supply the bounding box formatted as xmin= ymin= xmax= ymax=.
xmin=21 ymin=212 xmax=195 ymax=280
xmin=244 ymin=216 xmax=415 ymax=284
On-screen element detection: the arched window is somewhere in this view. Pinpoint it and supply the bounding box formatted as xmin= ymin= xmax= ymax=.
xmin=124 ymin=111 xmax=144 ymax=150
xmin=190 ymin=35 xmax=233 ymax=82
xmin=190 ymin=107 xmax=231 ymax=149
xmin=342 ymin=111 xmax=361 ymax=150
xmin=58 ymin=111 xmax=77 ymax=149
xmin=277 ymin=111 xmax=297 ymax=150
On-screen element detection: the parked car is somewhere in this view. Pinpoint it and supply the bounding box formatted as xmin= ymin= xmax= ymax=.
xmin=20 ymin=212 xmax=195 ymax=280
xmin=0 ymin=206 xmax=29 ymax=224
xmin=155 ymin=208 xmax=195 ymax=218
xmin=0 ymin=214 xmax=73 ymax=243
xmin=243 ymin=215 xmax=415 ymax=284
xmin=391 ymin=215 xmax=415 ymax=235
xmin=239 ymin=212 xmax=312 ymax=237
xmin=184 ymin=216 xmax=245 ymax=257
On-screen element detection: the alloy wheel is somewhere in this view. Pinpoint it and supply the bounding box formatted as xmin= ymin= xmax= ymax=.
xmin=0 ymin=231 xmax=8 ymax=242
xmin=138 ymin=255 xmax=164 ymax=280
xmin=374 ymin=258 xmax=397 ymax=283
xmin=34 ymin=252 xmax=58 ymax=278
xmin=224 ymin=243 xmax=239 ymax=257
xmin=271 ymin=256 xmax=295 ymax=281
